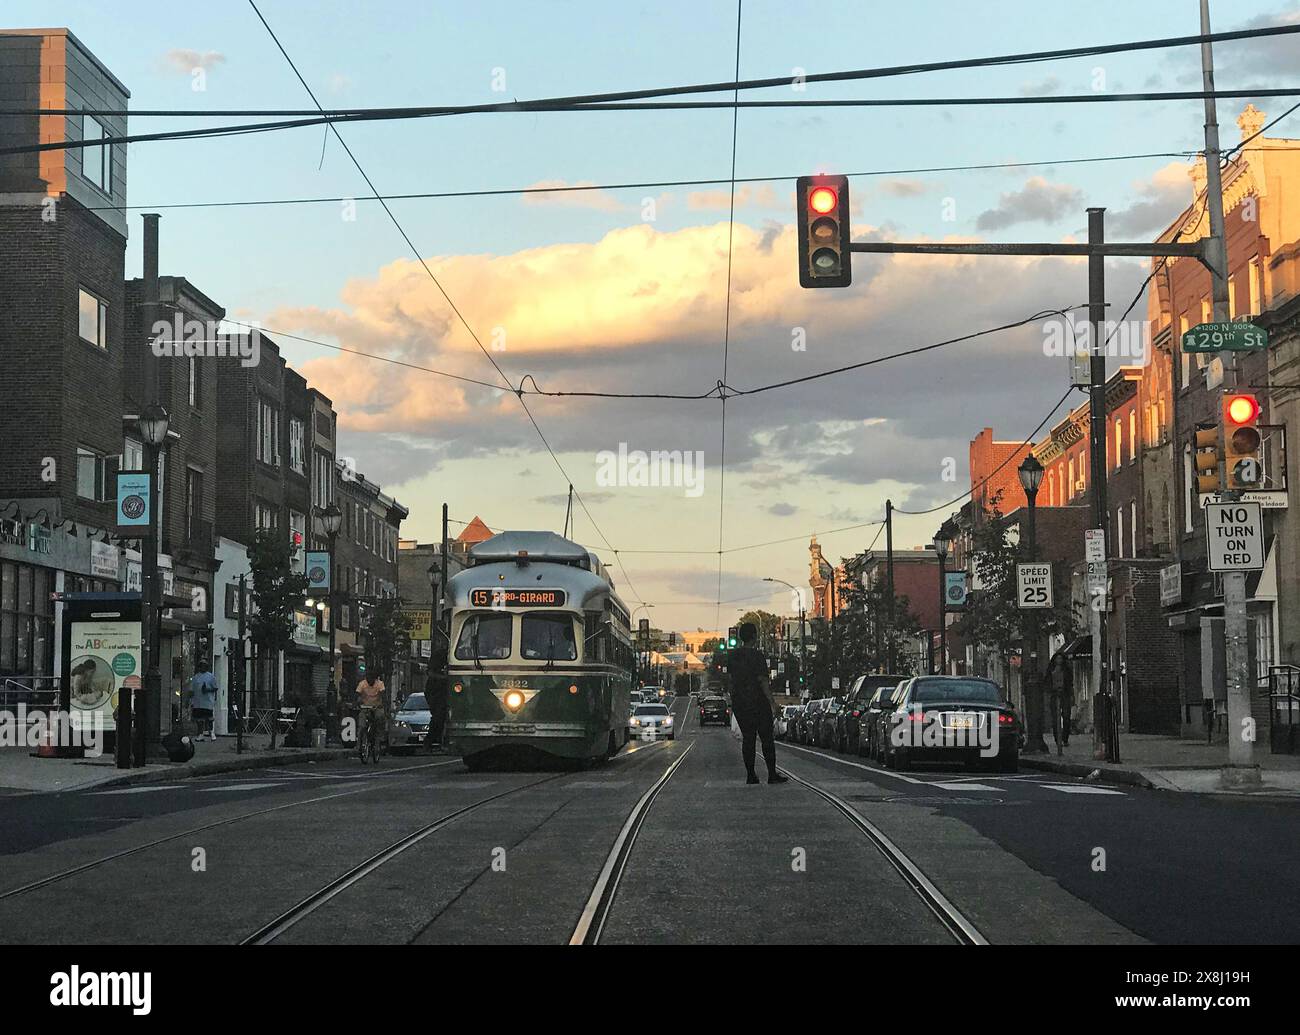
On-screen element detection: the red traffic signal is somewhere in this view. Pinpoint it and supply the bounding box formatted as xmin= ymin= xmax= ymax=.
xmin=1225 ymin=394 xmax=1260 ymax=425
xmin=796 ymin=174 xmax=852 ymax=288
xmin=1222 ymin=393 xmax=1262 ymax=490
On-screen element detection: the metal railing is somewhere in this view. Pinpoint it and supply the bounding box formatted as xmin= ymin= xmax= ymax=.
xmin=1 ymin=676 xmax=61 ymax=711
xmin=1268 ymin=665 xmax=1300 ymax=755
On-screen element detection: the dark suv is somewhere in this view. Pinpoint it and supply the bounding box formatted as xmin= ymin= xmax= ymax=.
xmin=837 ymin=674 xmax=908 ymax=753
xmin=698 ymin=695 xmax=731 ymax=726
xmin=861 ymin=681 xmax=909 ymax=760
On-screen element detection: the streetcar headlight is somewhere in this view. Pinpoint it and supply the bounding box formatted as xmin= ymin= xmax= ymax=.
xmin=569 ymin=684 xmax=579 ymax=694
xmin=504 ymin=690 xmax=525 ymax=712
xmin=453 ymin=683 xmax=463 ymax=694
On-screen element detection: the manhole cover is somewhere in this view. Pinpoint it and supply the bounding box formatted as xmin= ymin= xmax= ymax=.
xmin=884 ymin=795 xmax=1005 ymax=806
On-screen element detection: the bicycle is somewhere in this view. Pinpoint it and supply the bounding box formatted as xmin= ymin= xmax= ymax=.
xmin=358 ymin=706 xmax=384 ymax=764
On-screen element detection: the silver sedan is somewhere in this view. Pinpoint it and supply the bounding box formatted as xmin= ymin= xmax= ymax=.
xmin=628 ymin=703 xmax=676 ymax=740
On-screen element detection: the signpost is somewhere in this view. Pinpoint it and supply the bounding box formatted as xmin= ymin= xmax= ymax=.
xmin=1084 ymin=529 xmax=1105 ymax=563
xmin=1204 ymin=502 xmax=1264 ymax=572
xmin=1016 ymin=562 xmax=1053 ymax=609
xmin=1181 ymin=322 xmax=1268 ymax=353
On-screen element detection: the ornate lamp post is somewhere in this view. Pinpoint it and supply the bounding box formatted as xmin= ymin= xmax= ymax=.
xmin=135 ymin=403 xmax=169 ymax=765
xmin=317 ymin=503 xmax=343 ymax=744
xmin=1018 ymin=454 xmax=1047 ymax=752
xmin=933 ymin=522 xmax=953 ymax=676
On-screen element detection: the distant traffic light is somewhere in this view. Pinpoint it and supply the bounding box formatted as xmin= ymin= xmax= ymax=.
xmin=1193 ymin=422 xmax=1222 ymax=494
xmin=1223 ymin=393 xmax=1262 ymax=490
xmin=727 ymin=626 xmax=738 ymax=648
xmin=796 ymin=174 xmax=851 ymax=288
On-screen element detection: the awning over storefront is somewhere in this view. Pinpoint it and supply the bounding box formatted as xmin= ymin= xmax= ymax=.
xmin=1062 ymin=635 xmax=1092 ymax=659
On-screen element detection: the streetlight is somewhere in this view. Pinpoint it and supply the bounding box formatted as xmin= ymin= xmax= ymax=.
xmin=135 ymin=403 xmax=169 ymax=765
xmin=764 ymin=576 xmax=807 ymax=698
xmin=1018 ymin=453 xmax=1047 ymax=753
xmin=317 ymin=502 xmax=343 ymax=745
xmin=933 ymin=521 xmax=953 ymax=676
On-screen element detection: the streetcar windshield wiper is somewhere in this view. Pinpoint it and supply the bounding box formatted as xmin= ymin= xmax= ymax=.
xmin=471 ymin=621 xmax=484 ymax=671
xmin=543 ymin=625 xmax=557 ymax=671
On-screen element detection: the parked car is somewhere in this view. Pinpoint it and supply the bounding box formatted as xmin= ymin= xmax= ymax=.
xmin=836 ymin=674 xmax=907 ymax=753
xmin=389 ymin=692 xmax=433 ymax=754
xmin=817 ymin=696 xmax=848 ymax=747
xmin=861 ymin=681 xmax=910 ymax=760
xmin=776 ymin=704 xmax=802 ymax=740
xmin=698 ymin=695 xmax=731 ymax=726
xmin=797 ymin=697 xmax=828 ymax=744
xmin=879 ymin=676 xmax=1020 ymax=772
xmin=629 ymin=703 xmax=676 ymax=740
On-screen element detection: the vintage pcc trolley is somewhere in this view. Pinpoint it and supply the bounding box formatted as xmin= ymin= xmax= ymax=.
xmin=445 ymin=531 xmax=636 ymax=769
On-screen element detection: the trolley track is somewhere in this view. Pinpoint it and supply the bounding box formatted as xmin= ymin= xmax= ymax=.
xmin=775 ymin=760 xmax=989 ymax=945
xmin=0 ymin=757 xmax=460 ymax=904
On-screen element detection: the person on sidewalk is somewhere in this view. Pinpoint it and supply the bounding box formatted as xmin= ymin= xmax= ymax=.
xmin=189 ymin=661 xmax=218 ymax=741
xmin=727 ymin=622 xmax=787 ymax=785
xmin=1048 ymin=648 xmax=1073 ymax=748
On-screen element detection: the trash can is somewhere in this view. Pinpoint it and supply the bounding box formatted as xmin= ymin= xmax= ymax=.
xmin=310 ymin=728 xmax=325 ymax=748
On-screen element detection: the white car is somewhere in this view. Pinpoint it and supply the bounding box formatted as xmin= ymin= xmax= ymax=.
xmin=628 ymin=703 xmax=676 ymax=740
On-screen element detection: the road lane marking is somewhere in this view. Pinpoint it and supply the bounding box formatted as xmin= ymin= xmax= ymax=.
xmin=932 ymin=782 xmax=1000 ymax=791
xmin=200 ymin=782 xmax=285 ymax=792
xmin=1041 ymin=784 xmax=1126 ymax=795
xmin=93 ymin=785 xmax=184 ymax=795
xmin=781 ymin=742 xmax=927 ymax=784
xmin=567 ymin=780 xmax=631 ymax=789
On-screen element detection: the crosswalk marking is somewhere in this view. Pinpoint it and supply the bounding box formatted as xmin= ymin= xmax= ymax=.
xmin=1041 ymin=784 xmax=1126 ymax=795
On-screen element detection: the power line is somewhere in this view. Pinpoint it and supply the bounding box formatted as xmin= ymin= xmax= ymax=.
xmin=81 ymin=149 xmax=1224 ymax=213
xmin=18 ymin=21 xmax=1300 ymax=121
xmin=246 ymin=0 xmax=648 ymax=610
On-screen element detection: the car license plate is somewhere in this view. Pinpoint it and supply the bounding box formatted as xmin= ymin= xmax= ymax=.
xmin=948 ymin=714 xmax=974 ymax=729
xmin=494 ymin=723 xmax=536 ymax=735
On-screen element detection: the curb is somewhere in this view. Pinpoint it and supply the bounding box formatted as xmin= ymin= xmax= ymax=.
xmin=79 ymin=746 xmax=355 ymax=791
xmin=1018 ymin=756 xmax=1155 ymax=790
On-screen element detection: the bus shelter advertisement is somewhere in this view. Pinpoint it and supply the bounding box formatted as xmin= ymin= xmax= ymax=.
xmin=69 ymin=619 xmax=142 ymax=743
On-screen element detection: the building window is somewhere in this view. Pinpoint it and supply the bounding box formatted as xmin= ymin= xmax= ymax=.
xmin=313 ymin=451 xmax=332 ymax=508
xmin=289 ymin=510 xmax=306 ymax=572
xmin=1249 ymin=256 xmax=1263 ymax=315
xmin=76 ymin=446 xmax=115 ymax=502
xmin=255 ymin=399 xmax=280 ymax=466
xmin=289 ymin=419 xmax=306 ymax=475
xmin=1201 ymin=297 xmax=1211 ymax=325
xmin=1131 ymin=500 xmax=1138 ymax=554
xmin=185 ymin=467 xmax=204 ymax=543
xmin=1129 ymin=411 xmax=1137 ymax=461
xmin=122 ymin=436 xmax=143 ymax=473
xmin=254 ymin=501 xmax=277 ymax=531
xmin=1255 ymin=611 xmax=1274 ymax=682
xmin=1114 ymin=419 xmax=1122 ymax=471
xmin=188 ymin=356 xmax=202 ymax=409
xmin=1179 ymin=314 xmax=1190 ymax=388
xmin=1183 ymin=444 xmax=1195 ymax=534
xmin=1116 ymin=506 xmax=1124 ymax=560
xmin=1067 ymin=459 xmax=1075 ymax=500
xmin=80 ymin=114 xmax=111 ymax=193
xmin=0 ymin=562 xmax=54 ymax=678
xmin=78 ymin=289 xmax=108 ymax=349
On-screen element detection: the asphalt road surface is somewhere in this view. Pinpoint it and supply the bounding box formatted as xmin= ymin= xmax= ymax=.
xmin=1 ymin=694 xmax=1295 ymax=944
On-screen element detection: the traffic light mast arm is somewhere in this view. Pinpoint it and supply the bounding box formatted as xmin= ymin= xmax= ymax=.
xmin=848 ymin=240 xmax=1208 ymax=265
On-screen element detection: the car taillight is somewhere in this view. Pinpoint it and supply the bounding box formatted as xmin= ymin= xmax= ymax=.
xmin=909 ymin=711 xmax=927 ymax=723
xmin=851 ymin=710 xmax=861 ymax=717
xmin=998 ymin=713 xmax=1015 ymax=726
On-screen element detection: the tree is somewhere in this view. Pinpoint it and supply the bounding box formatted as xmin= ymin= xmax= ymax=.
xmin=736 ymin=609 xmax=780 ymax=649
xmin=828 ymin=553 xmax=925 ymax=689
xmin=247 ymin=529 xmax=309 ymax=747
xmin=698 ymin=636 xmax=723 ymax=653
xmin=363 ymin=596 xmax=413 ymax=689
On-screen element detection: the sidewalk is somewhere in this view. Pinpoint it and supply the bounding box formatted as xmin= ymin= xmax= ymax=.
xmin=0 ymin=734 xmax=354 ymax=794
xmin=1020 ymin=732 xmax=1300 ymax=799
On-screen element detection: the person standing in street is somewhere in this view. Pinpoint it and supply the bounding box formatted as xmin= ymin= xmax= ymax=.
xmin=189 ymin=660 xmax=218 ymax=741
xmin=727 ymin=622 xmax=787 ymax=785
xmin=1048 ymin=648 xmax=1073 ymax=749
xmin=424 ymin=668 xmax=448 ymax=749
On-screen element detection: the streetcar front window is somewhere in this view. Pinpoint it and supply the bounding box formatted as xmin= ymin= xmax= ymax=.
xmin=455 ymin=613 xmax=512 ymax=660
xmin=520 ymin=613 xmax=577 ymax=661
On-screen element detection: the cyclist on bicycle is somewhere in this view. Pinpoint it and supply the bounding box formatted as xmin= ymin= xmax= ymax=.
xmin=356 ymin=673 xmax=387 ymax=753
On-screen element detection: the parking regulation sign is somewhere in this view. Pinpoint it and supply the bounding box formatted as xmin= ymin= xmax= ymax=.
xmin=1204 ymin=502 xmax=1264 ymax=571
xmin=1016 ymin=562 xmax=1053 ymax=608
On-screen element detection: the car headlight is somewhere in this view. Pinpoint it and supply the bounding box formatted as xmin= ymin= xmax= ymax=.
xmin=664 ymin=717 xmax=673 ymax=725
xmin=630 ymin=718 xmax=640 ymax=725
xmin=394 ymin=721 xmax=409 ymax=729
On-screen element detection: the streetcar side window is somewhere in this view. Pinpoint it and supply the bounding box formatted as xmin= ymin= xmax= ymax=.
xmin=454 ymin=613 xmax=512 ymax=660
xmin=520 ymin=613 xmax=577 ymax=661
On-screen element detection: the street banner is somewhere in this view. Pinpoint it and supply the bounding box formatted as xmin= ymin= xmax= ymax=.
xmin=944 ymin=572 xmax=967 ymax=609
xmin=115 ymin=470 xmax=151 ymax=535
xmin=305 ymin=550 xmax=330 ymax=591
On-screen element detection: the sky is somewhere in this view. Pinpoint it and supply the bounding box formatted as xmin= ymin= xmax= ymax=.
xmin=10 ymin=0 xmax=1300 ymax=632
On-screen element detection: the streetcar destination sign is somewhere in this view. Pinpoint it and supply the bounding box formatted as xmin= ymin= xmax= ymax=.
xmin=1181 ymin=322 xmax=1268 ymax=353
xmin=470 ymin=588 xmax=567 ymax=607
xmin=1204 ymin=502 xmax=1264 ymax=572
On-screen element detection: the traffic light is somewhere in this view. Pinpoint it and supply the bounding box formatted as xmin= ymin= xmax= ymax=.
xmin=796 ymin=174 xmax=852 ymax=288
xmin=1193 ymin=422 xmax=1222 ymax=494
xmin=1223 ymin=393 xmax=1262 ymax=490
xmin=727 ymin=626 xmax=738 ymax=648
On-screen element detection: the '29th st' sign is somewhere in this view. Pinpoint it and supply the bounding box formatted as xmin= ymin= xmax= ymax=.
xmin=1204 ymin=502 xmax=1264 ymax=572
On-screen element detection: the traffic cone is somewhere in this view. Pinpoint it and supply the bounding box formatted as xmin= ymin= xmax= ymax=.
xmin=34 ymin=722 xmax=58 ymax=758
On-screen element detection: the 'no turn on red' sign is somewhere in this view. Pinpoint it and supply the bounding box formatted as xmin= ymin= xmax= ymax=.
xmin=1205 ymin=502 xmax=1264 ymax=572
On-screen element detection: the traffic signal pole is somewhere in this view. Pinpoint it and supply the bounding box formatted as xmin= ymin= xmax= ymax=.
xmin=1200 ymin=0 xmax=1258 ymax=786
xmin=885 ymin=499 xmax=896 ymax=672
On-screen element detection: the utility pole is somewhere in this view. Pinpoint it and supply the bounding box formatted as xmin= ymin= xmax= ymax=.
xmin=1201 ymin=0 xmax=1258 ymax=787
xmin=1087 ymin=208 xmax=1117 ymax=763
xmin=885 ymin=498 xmax=896 ymax=672
xmin=236 ymin=573 xmax=246 ymax=755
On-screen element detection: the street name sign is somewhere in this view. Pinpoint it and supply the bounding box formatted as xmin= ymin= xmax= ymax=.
xmin=1017 ymin=563 xmax=1053 ymax=608
xmin=1181 ymin=322 xmax=1268 ymax=353
xmin=1204 ymin=502 xmax=1264 ymax=572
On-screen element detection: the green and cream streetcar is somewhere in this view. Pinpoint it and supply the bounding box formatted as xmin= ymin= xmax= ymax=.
xmin=445 ymin=531 xmax=636 ymax=769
